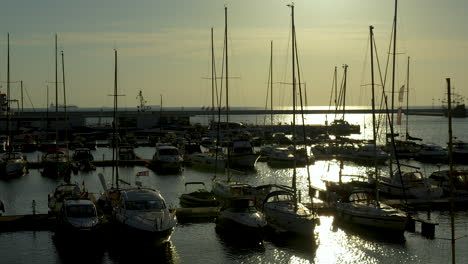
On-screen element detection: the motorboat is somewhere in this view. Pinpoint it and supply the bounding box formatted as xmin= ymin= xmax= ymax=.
xmin=215 ymin=197 xmax=267 ymax=238
xmin=112 ymin=187 xmax=177 ymax=245
xmin=378 ymin=170 xmax=443 ymax=200
xmin=118 ymin=143 xmax=137 ymax=160
xmin=185 ymin=151 xmax=225 ymax=170
xmin=228 ymin=140 xmax=260 ymax=170
xmin=72 ymin=148 xmax=95 ymax=171
xmin=179 ymin=182 xmax=219 ymax=208
xmin=211 ymin=179 xmax=255 ymax=203
xmin=414 ymin=143 xmax=447 ymax=163
xmin=55 ymin=198 xmax=102 ymax=235
xmin=0 ymin=152 xmax=27 ymax=178
xmin=48 ymin=182 xmax=83 ymax=215
xmin=335 ymin=190 xmax=408 ymax=233
xmin=262 ymin=190 xmax=318 ymax=236
xmin=150 ymin=143 xmax=183 ymax=173
xmin=351 ymin=143 xmax=389 ymax=164
xmin=429 ymin=169 xmax=468 ymax=196
xmin=41 ymin=149 xmax=72 ymax=179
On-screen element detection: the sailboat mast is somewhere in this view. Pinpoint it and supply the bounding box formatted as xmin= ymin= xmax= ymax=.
xmin=342 ymin=64 xmax=348 ymax=120
xmin=224 ymin=6 xmax=229 ymax=126
xmin=446 ymin=78 xmax=456 ymax=264
xmin=406 ymin=56 xmax=410 ymax=138
xmin=224 ymin=6 xmax=231 ymax=181
xmin=113 ymin=49 xmax=119 ymax=189
xmin=61 ymin=50 xmax=68 ymax=147
xmin=391 ymin=0 xmax=398 ymax=122
xmin=6 ymin=33 xmax=10 ymax=150
xmin=54 ymin=34 xmax=59 ymax=147
xmin=270 ymin=40 xmax=273 ymax=126
xmin=370 ymin=25 xmax=379 ymax=205
xmin=211 ymin=27 xmax=215 ymax=123
xmin=289 ymin=3 xmax=298 ymax=212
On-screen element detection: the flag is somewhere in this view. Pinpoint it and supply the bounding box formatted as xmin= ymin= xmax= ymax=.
xmin=398 ymin=85 xmax=405 ymax=103
xmin=396 ymin=107 xmax=402 ymax=125
xmin=136 ymin=170 xmax=149 ymax=176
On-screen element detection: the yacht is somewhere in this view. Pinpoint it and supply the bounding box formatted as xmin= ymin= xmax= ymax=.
xmin=379 ymin=171 xmax=443 ymax=200
xmin=112 ymin=187 xmax=177 ymax=245
xmin=335 ymin=190 xmax=408 ymax=233
xmin=228 ymin=140 xmax=260 ymax=170
xmin=216 ymin=197 xmax=267 ymax=239
xmin=262 ymin=189 xmax=318 ymax=236
xmin=150 ymin=143 xmax=183 ymax=173
xmin=55 ymin=198 xmax=102 ymax=236
xmin=0 ymin=152 xmax=27 ymax=178
xmin=48 ymin=182 xmax=83 ymax=215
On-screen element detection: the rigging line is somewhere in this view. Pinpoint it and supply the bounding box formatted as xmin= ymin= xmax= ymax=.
xmin=327 ymin=67 xmax=337 ymax=125
xmin=294 ymin=32 xmax=313 ymax=207
xmin=23 ymin=85 xmax=36 ymax=112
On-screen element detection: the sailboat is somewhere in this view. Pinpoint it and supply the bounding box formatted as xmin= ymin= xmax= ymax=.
xmin=98 ymin=50 xmax=176 ymax=245
xmin=261 ymin=4 xmax=319 ymax=236
xmin=335 ymin=26 xmax=408 ymax=233
xmin=213 ymin=7 xmax=266 ymax=238
xmin=0 ymin=33 xmax=27 ymax=178
xmin=41 ymin=34 xmax=72 ymax=179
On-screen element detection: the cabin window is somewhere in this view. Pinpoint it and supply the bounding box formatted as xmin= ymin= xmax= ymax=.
xmin=66 ymin=205 xmax=96 ymax=218
xmin=125 ymin=200 xmax=165 ymax=210
xmin=159 ymin=149 xmax=179 ymax=156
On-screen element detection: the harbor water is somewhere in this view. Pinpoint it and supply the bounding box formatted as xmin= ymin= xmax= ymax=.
xmin=1 ymin=113 xmax=468 ymax=264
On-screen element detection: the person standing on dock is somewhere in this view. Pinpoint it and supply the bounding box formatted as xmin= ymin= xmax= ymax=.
xmin=0 ymin=200 xmax=4 ymax=215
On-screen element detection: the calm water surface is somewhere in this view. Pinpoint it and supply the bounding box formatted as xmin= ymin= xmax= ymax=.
xmin=1 ymin=114 xmax=468 ymax=263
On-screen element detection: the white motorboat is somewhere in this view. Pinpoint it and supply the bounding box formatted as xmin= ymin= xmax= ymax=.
xmin=262 ymin=190 xmax=318 ymax=236
xmin=379 ymin=171 xmax=443 ymax=200
xmin=414 ymin=143 xmax=447 ymax=162
xmin=335 ymin=191 xmax=408 ymax=232
xmin=48 ymin=182 xmax=83 ymax=215
xmin=228 ymin=140 xmax=260 ymax=170
xmin=186 ymin=151 xmax=225 ymax=170
xmin=113 ymin=187 xmax=177 ymax=245
xmin=150 ymin=143 xmax=183 ymax=173
xmin=0 ymin=152 xmax=27 ymax=178
xmin=216 ymin=197 xmax=267 ymax=239
xmin=56 ymin=198 xmax=102 ymax=235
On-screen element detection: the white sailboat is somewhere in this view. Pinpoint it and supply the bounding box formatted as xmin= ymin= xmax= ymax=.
xmin=335 ymin=25 xmax=408 ymax=233
xmin=262 ymin=4 xmax=319 ymax=236
xmin=98 ymin=50 xmax=176 ymax=245
xmin=0 ymin=33 xmax=27 ymax=178
xmin=213 ymin=7 xmax=266 ymax=237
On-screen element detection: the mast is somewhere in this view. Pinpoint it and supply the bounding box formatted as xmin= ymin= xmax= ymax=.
xmin=224 ymin=6 xmax=229 ymax=126
xmin=342 ymin=64 xmax=348 ymax=120
xmin=446 ymin=78 xmax=455 ymax=264
xmin=370 ymin=25 xmax=379 ymax=205
xmin=270 ymin=40 xmax=273 ymax=126
xmin=61 ymin=50 xmax=68 ymax=148
xmin=6 ymin=33 xmax=10 ymax=150
xmin=211 ymin=27 xmax=215 ymax=123
xmin=405 ymin=56 xmax=410 ymax=138
xmin=54 ymin=34 xmax=58 ymax=147
xmin=20 ymin=81 xmax=23 ymax=113
xmin=224 ymin=5 xmax=231 ymax=182
xmin=112 ymin=49 xmax=119 ymax=189
xmin=391 ymin=0 xmax=398 ymax=122
xmin=288 ymin=3 xmax=298 ymax=212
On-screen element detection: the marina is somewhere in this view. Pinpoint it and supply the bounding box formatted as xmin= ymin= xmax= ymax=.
xmin=1 ymin=111 xmax=468 ymax=263
xmin=2 ymin=1 xmax=468 ymax=263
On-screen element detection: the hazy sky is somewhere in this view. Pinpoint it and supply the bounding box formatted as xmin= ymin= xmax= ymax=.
xmin=1 ymin=0 xmax=467 ymax=109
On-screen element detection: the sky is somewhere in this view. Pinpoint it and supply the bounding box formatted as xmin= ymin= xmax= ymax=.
xmin=1 ymin=0 xmax=467 ymax=109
